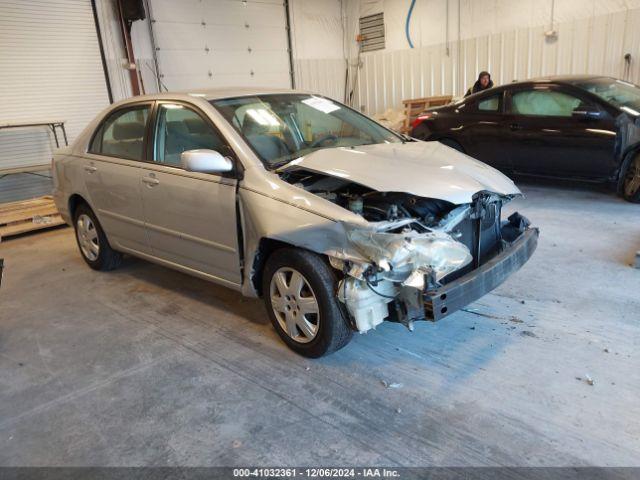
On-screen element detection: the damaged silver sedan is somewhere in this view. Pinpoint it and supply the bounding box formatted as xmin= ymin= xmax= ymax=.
xmin=53 ymin=89 xmax=538 ymax=357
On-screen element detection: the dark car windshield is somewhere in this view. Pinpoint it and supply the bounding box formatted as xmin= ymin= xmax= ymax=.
xmin=211 ymin=94 xmax=401 ymax=169
xmin=574 ymin=78 xmax=640 ymax=115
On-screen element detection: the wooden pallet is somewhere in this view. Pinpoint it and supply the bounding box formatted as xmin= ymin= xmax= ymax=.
xmin=401 ymin=95 xmax=453 ymax=133
xmin=0 ymin=195 xmax=65 ymax=242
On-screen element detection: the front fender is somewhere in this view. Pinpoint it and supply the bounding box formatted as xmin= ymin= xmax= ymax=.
xmin=237 ymin=188 xmax=367 ymax=297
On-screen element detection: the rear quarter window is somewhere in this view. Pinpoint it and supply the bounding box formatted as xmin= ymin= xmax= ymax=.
xmin=478 ymin=95 xmax=500 ymax=112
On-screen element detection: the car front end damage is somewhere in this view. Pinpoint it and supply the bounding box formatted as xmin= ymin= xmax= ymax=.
xmin=276 ymin=169 xmax=539 ymax=332
xmin=258 ymin=141 xmax=539 ymax=334
xmin=330 ymin=192 xmax=539 ymax=332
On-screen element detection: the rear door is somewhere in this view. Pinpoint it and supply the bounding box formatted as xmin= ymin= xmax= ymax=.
xmin=84 ymin=103 xmax=152 ymax=254
xmin=139 ymin=101 xmax=242 ymax=287
xmin=505 ymin=85 xmax=616 ymax=179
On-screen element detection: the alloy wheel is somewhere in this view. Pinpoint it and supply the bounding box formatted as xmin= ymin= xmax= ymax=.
xmin=76 ymin=214 xmax=100 ymax=261
xmin=269 ymin=267 xmax=320 ymax=343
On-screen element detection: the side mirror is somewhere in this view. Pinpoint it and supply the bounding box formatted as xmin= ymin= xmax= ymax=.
xmin=572 ymin=105 xmax=602 ymax=119
xmin=180 ymin=149 xmax=233 ymax=174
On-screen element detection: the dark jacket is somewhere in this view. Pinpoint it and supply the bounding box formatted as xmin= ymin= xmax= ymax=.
xmin=465 ymin=71 xmax=494 ymax=97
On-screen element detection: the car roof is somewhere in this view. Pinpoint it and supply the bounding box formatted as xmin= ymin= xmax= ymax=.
xmin=458 ymin=75 xmax=615 ymax=102
xmin=188 ymin=86 xmax=307 ymax=100
xmin=525 ymin=74 xmax=612 ymax=85
xmin=113 ymin=87 xmax=312 ymax=106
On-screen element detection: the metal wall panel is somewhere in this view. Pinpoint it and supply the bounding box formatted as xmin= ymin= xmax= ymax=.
xmin=94 ymin=0 xmax=132 ymax=101
xmin=147 ymin=0 xmax=292 ymax=90
xmin=354 ymin=7 xmax=640 ymax=115
xmin=294 ymin=58 xmax=346 ymax=101
xmin=0 ymin=0 xmax=111 ymax=171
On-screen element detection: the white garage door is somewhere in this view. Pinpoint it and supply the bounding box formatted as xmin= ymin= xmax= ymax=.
xmin=147 ymin=0 xmax=292 ymax=91
xmin=0 ymin=0 xmax=111 ymax=172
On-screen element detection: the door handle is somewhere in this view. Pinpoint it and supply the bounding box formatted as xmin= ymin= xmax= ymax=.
xmin=84 ymin=165 xmax=97 ymax=173
xmin=142 ymin=176 xmax=160 ymax=186
xmin=509 ymin=123 xmax=523 ymax=131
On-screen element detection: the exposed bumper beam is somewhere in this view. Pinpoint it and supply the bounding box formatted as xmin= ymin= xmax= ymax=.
xmin=425 ymin=227 xmax=539 ymax=321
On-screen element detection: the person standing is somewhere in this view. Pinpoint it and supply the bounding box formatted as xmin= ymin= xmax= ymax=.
xmin=465 ymin=71 xmax=493 ymax=96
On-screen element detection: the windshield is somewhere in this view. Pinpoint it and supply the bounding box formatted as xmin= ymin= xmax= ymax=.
xmin=211 ymin=94 xmax=402 ymax=169
xmin=574 ymin=78 xmax=640 ymax=115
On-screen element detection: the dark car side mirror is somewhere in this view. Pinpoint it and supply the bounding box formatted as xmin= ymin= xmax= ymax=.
xmin=572 ymin=105 xmax=602 ymax=119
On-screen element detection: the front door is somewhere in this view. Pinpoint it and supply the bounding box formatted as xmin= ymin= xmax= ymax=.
xmin=84 ymin=103 xmax=152 ymax=254
xmin=140 ymin=101 xmax=242 ymax=286
xmin=506 ymin=86 xmax=616 ymax=179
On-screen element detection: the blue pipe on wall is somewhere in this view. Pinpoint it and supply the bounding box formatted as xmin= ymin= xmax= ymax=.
xmin=405 ymin=0 xmax=417 ymax=48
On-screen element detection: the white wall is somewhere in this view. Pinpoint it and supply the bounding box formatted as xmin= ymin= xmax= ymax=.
xmin=362 ymin=0 xmax=640 ymax=51
xmin=351 ymin=0 xmax=640 ymax=114
xmin=100 ymin=0 xmax=640 ymax=115
xmin=290 ymin=0 xmax=348 ymax=101
xmin=125 ymin=0 xmax=350 ymax=101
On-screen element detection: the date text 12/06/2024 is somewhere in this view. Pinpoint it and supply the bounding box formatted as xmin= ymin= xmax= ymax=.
xmin=232 ymin=468 xmax=400 ymax=478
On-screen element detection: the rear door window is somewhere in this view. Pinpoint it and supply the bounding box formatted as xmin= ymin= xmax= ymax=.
xmin=510 ymin=89 xmax=582 ymax=117
xmin=89 ymin=105 xmax=150 ymax=160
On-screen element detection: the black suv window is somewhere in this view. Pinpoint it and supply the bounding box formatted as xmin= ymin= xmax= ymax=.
xmin=89 ymin=105 xmax=150 ymax=160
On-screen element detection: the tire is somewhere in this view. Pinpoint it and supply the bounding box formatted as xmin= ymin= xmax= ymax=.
xmin=73 ymin=203 xmax=122 ymax=271
xmin=618 ymin=152 xmax=640 ymax=203
xmin=439 ymin=138 xmax=465 ymax=153
xmin=262 ymin=248 xmax=352 ymax=358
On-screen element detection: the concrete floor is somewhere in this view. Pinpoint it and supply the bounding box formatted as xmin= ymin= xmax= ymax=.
xmin=0 ymin=181 xmax=639 ymax=467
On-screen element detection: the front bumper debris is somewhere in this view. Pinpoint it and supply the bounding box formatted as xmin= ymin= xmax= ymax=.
xmin=424 ymin=227 xmax=539 ymax=321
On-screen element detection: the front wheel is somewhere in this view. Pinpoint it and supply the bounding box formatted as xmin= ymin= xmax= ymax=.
xmin=619 ymin=153 xmax=640 ymax=203
xmin=262 ymin=248 xmax=352 ymax=358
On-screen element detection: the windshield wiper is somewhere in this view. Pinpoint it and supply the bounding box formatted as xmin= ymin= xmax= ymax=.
xmin=270 ymin=145 xmax=335 ymax=170
xmin=271 ymin=155 xmax=303 ymax=171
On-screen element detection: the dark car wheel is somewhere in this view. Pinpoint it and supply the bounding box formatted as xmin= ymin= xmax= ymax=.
xmin=73 ymin=203 xmax=123 ymax=271
xmin=262 ymin=248 xmax=352 ymax=358
xmin=619 ymin=153 xmax=640 ymax=203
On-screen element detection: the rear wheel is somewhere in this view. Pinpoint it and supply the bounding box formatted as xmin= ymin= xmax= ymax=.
xmin=620 ymin=153 xmax=640 ymax=203
xmin=73 ymin=204 xmax=122 ymax=271
xmin=262 ymin=248 xmax=352 ymax=357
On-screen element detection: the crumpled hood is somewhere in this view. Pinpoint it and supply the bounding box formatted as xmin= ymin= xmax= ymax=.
xmin=281 ymin=141 xmax=521 ymax=204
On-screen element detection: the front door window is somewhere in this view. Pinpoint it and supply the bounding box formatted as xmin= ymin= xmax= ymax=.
xmin=154 ymin=104 xmax=228 ymax=166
